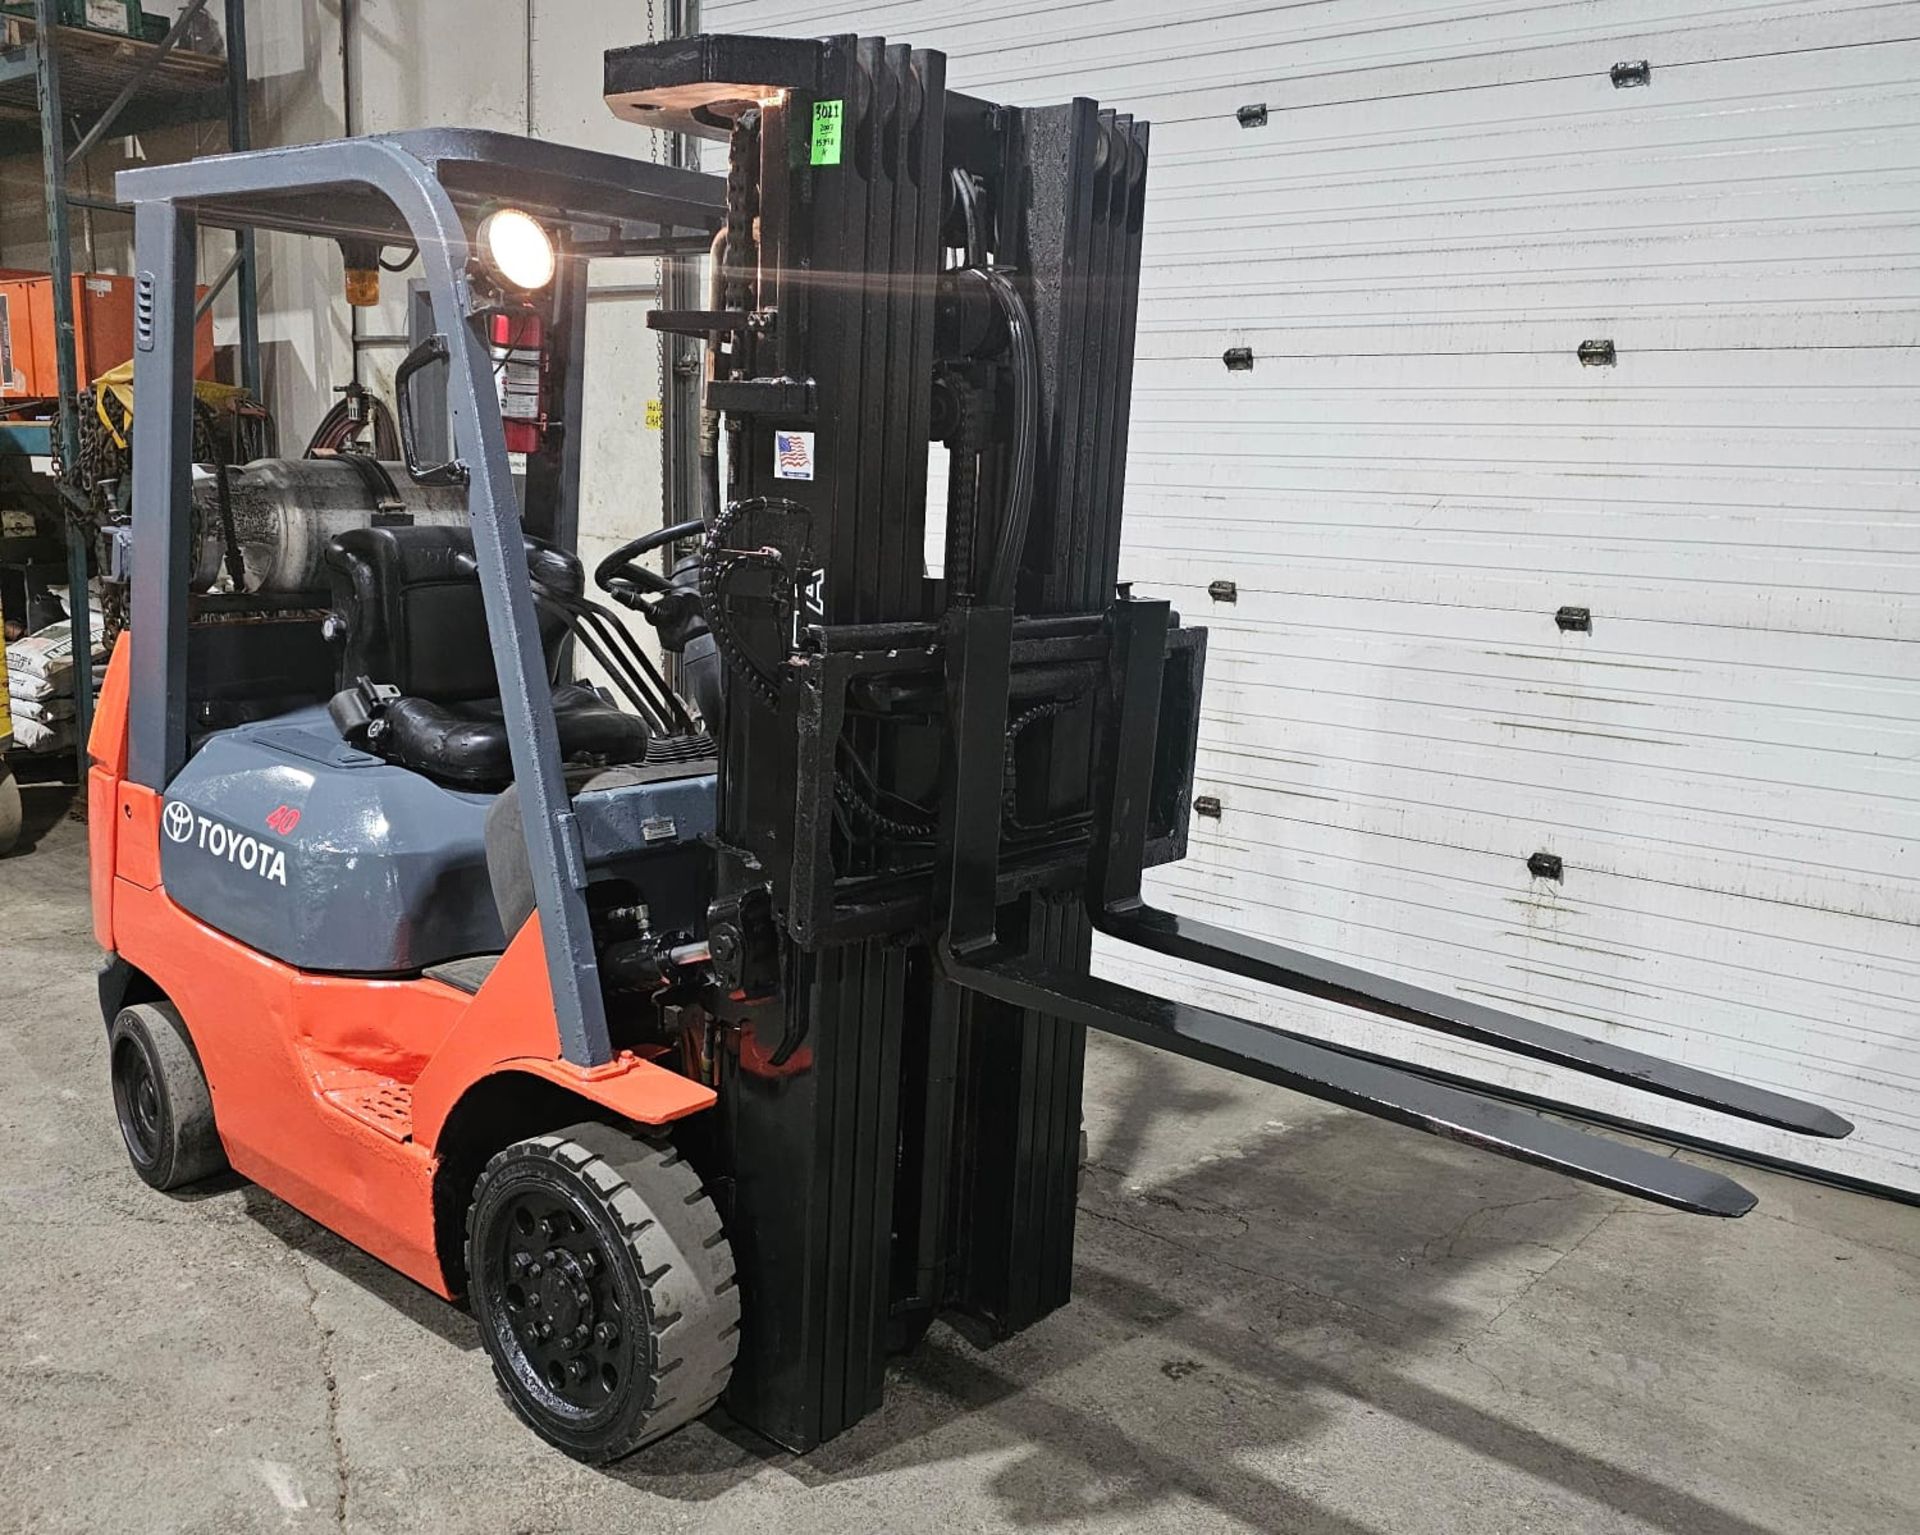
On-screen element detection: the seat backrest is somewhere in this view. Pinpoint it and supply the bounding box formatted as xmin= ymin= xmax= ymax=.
xmin=324 ymin=524 xmax=582 ymax=701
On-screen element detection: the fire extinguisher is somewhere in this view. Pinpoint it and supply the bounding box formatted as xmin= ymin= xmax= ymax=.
xmin=488 ymin=309 xmax=546 ymax=455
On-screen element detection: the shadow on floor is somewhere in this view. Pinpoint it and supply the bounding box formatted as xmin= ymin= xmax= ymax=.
xmin=595 ymin=1047 xmax=1785 ymax=1535
xmin=237 ymin=1183 xmax=486 ymax=1353
xmin=212 ymin=1035 xmax=1788 ymax=1534
xmin=3 ymin=768 xmax=80 ymax=859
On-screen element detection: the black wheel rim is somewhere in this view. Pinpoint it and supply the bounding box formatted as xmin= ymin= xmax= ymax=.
xmin=482 ymin=1182 xmax=635 ymax=1421
xmin=112 ymin=1037 xmax=161 ymax=1168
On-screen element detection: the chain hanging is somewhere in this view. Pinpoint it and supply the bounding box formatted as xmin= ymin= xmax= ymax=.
xmin=648 ymin=0 xmax=673 ymax=523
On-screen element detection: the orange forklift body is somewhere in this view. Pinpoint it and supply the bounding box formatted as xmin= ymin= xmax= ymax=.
xmin=86 ymin=640 xmax=716 ymax=1295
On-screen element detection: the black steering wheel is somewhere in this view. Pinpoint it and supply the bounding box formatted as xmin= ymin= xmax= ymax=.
xmin=593 ymin=518 xmax=705 ymax=604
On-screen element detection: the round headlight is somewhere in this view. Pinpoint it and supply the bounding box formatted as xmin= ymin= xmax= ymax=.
xmin=476 ymin=208 xmax=555 ymax=291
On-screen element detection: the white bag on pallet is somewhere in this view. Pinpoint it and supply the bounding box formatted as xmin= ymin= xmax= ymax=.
xmin=9 ymin=713 xmax=74 ymax=753
xmin=11 ymin=693 xmax=76 ymax=724
xmin=6 ymin=620 xmax=103 ymax=702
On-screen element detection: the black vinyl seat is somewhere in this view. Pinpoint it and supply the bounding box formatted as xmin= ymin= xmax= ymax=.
xmin=323 ymin=524 xmax=649 ymax=789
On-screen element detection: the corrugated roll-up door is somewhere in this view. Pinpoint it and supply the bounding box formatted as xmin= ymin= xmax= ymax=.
xmin=705 ymin=0 xmax=1920 ymax=1195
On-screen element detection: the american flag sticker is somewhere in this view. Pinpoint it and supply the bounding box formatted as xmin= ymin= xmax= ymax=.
xmin=774 ymin=430 xmax=816 ymax=481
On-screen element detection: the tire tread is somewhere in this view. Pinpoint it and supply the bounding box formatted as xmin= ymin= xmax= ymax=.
xmin=464 ymin=1120 xmax=739 ymax=1462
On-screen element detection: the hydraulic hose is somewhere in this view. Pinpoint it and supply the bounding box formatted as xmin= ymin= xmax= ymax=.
xmin=304 ymin=389 xmax=400 ymax=461
xmin=982 ymin=268 xmax=1038 ymax=608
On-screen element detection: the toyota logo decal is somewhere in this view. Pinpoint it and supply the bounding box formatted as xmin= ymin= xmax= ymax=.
xmin=162 ymin=801 xmax=196 ymax=843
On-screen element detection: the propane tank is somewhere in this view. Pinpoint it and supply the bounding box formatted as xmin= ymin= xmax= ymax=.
xmin=186 ymin=458 xmax=468 ymax=593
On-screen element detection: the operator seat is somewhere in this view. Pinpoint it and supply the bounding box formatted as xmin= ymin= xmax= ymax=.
xmin=323 ymin=524 xmax=648 ymax=790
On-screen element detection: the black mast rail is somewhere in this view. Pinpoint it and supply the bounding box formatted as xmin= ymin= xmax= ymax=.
xmin=604 ymin=30 xmax=1855 ymax=1453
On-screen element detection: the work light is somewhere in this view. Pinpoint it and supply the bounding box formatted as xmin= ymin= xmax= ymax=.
xmin=476 ymin=208 xmax=556 ymax=291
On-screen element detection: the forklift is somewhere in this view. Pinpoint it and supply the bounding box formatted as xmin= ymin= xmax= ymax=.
xmin=89 ymin=32 xmax=1851 ymax=1462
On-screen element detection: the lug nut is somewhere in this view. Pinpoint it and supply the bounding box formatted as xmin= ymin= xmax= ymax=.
xmin=510 ymin=1253 xmax=533 ymax=1277
xmin=536 ymin=1321 xmax=553 ymax=1340
xmin=594 ymin=1322 xmax=619 ymax=1347
xmin=576 ymin=1289 xmax=591 ymax=1310
xmin=567 ymin=1358 xmax=590 ymax=1383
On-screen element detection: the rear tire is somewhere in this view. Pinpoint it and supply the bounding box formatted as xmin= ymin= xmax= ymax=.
xmin=466 ymin=1122 xmax=739 ymax=1462
xmin=109 ymin=1002 xmax=226 ymax=1190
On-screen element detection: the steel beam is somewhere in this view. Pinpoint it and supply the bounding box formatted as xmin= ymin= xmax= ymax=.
xmin=192 ymin=245 xmax=244 ymax=320
xmin=34 ymin=0 xmax=91 ymax=758
xmin=223 ymin=0 xmax=261 ymax=402
xmin=66 ymin=0 xmax=210 ymax=168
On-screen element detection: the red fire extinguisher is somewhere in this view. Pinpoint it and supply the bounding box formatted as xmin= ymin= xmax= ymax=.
xmin=489 ymin=309 xmax=546 ymax=455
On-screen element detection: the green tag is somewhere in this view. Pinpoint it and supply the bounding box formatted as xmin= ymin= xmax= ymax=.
xmin=810 ymin=99 xmax=844 ymax=166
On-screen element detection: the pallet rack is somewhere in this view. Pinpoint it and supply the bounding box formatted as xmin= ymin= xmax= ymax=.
xmin=0 ymin=0 xmax=259 ymax=763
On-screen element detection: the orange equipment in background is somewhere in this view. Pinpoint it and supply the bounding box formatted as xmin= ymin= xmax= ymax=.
xmin=0 ymin=269 xmax=216 ymax=399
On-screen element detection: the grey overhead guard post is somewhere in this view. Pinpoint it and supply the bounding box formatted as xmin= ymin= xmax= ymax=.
xmin=117 ymin=133 xmax=726 ymax=1068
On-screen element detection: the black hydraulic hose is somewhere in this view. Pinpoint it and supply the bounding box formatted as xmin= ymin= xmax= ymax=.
xmin=1002 ymin=697 xmax=1075 ymax=833
xmin=950 ymin=167 xmax=985 ymax=270
xmin=942 ymin=374 xmax=985 ymax=600
xmin=982 ymin=269 xmax=1038 ymax=608
xmin=212 ymin=461 xmax=246 ymax=590
xmin=701 ymin=450 xmax=721 ymax=525
xmin=593 ymin=517 xmax=707 ymax=596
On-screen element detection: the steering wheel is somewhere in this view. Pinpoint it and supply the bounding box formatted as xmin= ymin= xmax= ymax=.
xmin=593 ymin=518 xmax=705 ymax=605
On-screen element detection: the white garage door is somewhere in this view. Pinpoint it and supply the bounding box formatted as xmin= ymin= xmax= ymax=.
xmin=706 ymin=0 xmax=1920 ymax=1195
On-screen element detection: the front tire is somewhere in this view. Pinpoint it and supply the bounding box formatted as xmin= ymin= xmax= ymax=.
xmin=109 ymin=1002 xmax=227 ymax=1190
xmin=466 ymin=1122 xmax=739 ymax=1462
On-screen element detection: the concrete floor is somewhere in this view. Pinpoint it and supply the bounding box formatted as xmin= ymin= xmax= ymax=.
xmin=2 ymin=785 xmax=1917 ymax=1535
